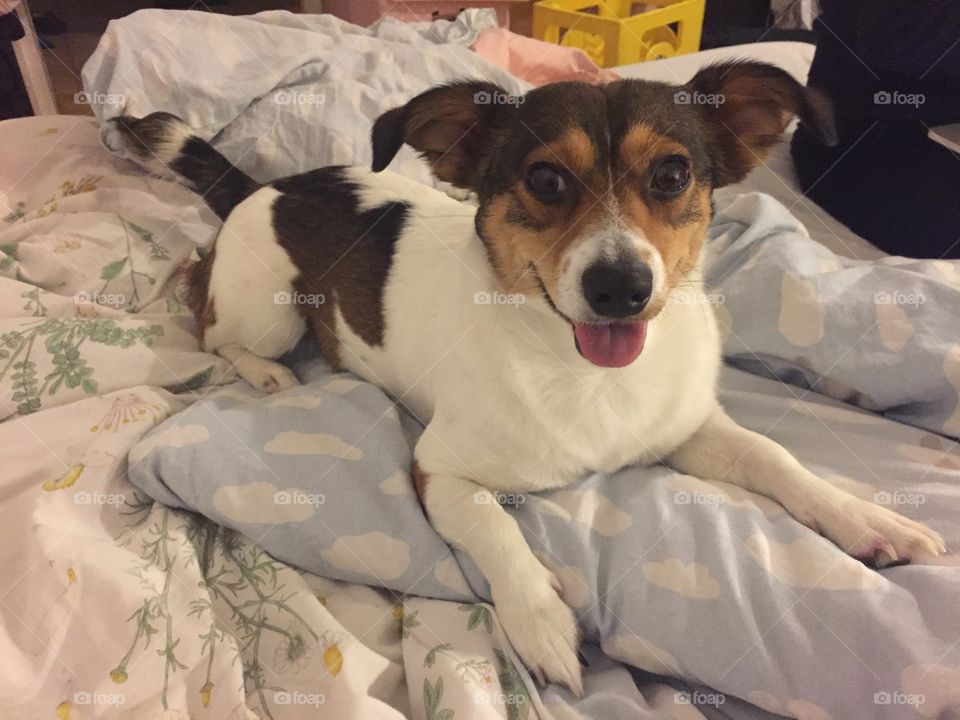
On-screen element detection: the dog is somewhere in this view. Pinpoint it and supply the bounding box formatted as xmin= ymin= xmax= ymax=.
xmin=105 ymin=62 xmax=946 ymax=694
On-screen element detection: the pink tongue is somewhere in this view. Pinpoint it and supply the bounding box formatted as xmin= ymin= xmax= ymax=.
xmin=574 ymin=322 xmax=647 ymax=368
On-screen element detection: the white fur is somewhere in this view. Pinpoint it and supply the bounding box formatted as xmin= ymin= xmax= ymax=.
xmin=204 ymin=188 xmax=305 ymax=364
xmin=203 ymin=166 xmax=945 ymax=693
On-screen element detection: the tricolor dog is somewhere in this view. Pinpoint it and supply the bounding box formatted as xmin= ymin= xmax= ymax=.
xmin=106 ymin=62 xmax=945 ymax=694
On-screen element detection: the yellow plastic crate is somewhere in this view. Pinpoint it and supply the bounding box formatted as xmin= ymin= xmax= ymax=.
xmin=533 ymin=0 xmax=705 ymax=68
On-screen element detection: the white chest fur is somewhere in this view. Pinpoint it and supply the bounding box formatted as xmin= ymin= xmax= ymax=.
xmin=335 ymin=169 xmax=722 ymax=491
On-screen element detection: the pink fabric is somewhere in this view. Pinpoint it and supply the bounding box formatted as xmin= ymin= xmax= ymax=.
xmin=471 ymin=27 xmax=621 ymax=86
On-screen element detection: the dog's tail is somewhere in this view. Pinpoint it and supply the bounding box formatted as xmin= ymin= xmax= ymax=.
xmin=104 ymin=112 xmax=259 ymax=220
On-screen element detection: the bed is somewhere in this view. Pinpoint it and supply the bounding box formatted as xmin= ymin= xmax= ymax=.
xmin=2 ymin=9 xmax=959 ymax=720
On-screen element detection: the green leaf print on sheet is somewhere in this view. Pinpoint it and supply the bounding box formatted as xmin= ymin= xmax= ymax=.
xmin=424 ymin=676 xmax=455 ymax=720
xmin=1 ymin=304 xmax=164 ymax=415
xmin=459 ymin=603 xmax=494 ymax=634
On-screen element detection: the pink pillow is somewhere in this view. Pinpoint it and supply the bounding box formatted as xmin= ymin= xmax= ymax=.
xmin=471 ymin=27 xmax=620 ymax=87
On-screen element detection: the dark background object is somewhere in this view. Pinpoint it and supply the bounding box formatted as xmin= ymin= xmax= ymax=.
xmin=0 ymin=10 xmax=32 ymax=119
xmin=702 ymin=0 xmax=815 ymax=49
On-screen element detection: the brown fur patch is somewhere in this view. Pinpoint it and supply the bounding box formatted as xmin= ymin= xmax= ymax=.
xmin=479 ymin=128 xmax=613 ymax=302
xmin=411 ymin=459 xmax=429 ymax=509
xmin=181 ymin=250 xmax=217 ymax=339
xmin=481 ymin=190 xmax=608 ymax=304
xmin=525 ymin=127 xmax=598 ymax=181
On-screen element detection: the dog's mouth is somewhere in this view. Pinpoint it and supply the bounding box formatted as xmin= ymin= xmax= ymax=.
xmin=573 ymin=321 xmax=648 ymax=368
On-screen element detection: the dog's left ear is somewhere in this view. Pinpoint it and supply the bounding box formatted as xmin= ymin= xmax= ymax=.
xmin=371 ymin=80 xmax=513 ymax=189
xmin=683 ymin=61 xmax=836 ymax=186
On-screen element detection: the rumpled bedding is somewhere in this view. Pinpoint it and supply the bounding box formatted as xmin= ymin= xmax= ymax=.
xmin=1 ymin=7 xmax=958 ymax=720
xmin=128 ymin=195 xmax=960 ymax=720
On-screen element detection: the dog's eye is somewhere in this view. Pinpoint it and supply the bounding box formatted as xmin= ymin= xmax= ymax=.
xmin=526 ymin=163 xmax=567 ymax=199
xmin=651 ymin=156 xmax=690 ymax=196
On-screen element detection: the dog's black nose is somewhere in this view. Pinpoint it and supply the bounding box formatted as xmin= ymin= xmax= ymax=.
xmin=582 ymin=260 xmax=653 ymax=318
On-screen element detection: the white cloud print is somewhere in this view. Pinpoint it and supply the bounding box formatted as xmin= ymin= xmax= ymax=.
xmin=641 ymin=559 xmax=722 ymax=600
xmin=264 ymin=431 xmax=363 ymax=459
xmin=212 ymin=481 xmax=316 ymax=523
xmin=321 ymin=532 xmax=410 ymax=581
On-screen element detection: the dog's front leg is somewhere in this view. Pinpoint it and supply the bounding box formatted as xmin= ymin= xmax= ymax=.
xmin=666 ymin=406 xmax=945 ymax=566
xmin=414 ymin=440 xmax=584 ymax=695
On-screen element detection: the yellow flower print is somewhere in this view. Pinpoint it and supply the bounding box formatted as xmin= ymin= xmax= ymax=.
xmin=66 ymin=567 xmax=78 ymax=583
xmin=60 ymin=175 xmax=103 ymax=196
xmin=392 ymin=602 xmax=404 ymax=623
xmin=110 ymin=667 xmax=128 ymax=684
xmin=55 ymin=700 xmax=71 ymax=719
xmin=42 ymin=464 xmax=85 ymax=492
xmin=54 ymin=238 xmax=82 ymax=253
xmin=320 ymin=631 xmax=345 ymax=677
xmin=36 ymin=200 xmax=58 ymax=218
xmin=200 ymin=681 xmax=213 ymax=707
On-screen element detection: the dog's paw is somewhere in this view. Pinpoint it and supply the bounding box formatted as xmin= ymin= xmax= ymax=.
xmin=492 ymin=570 xmax=583 ymax=696
xmin=234 ymin=356 xmax=300 ymax=394
xmin=807 ymin=496 xmax=946 ymax=567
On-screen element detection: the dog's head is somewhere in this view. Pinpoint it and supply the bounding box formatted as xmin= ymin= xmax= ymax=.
xmin=372 ymin=62 xmax=834 ymax=368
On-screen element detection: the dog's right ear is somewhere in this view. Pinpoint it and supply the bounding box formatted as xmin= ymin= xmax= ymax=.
xmin=371 ymin=81 xmax=514 ymax=189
